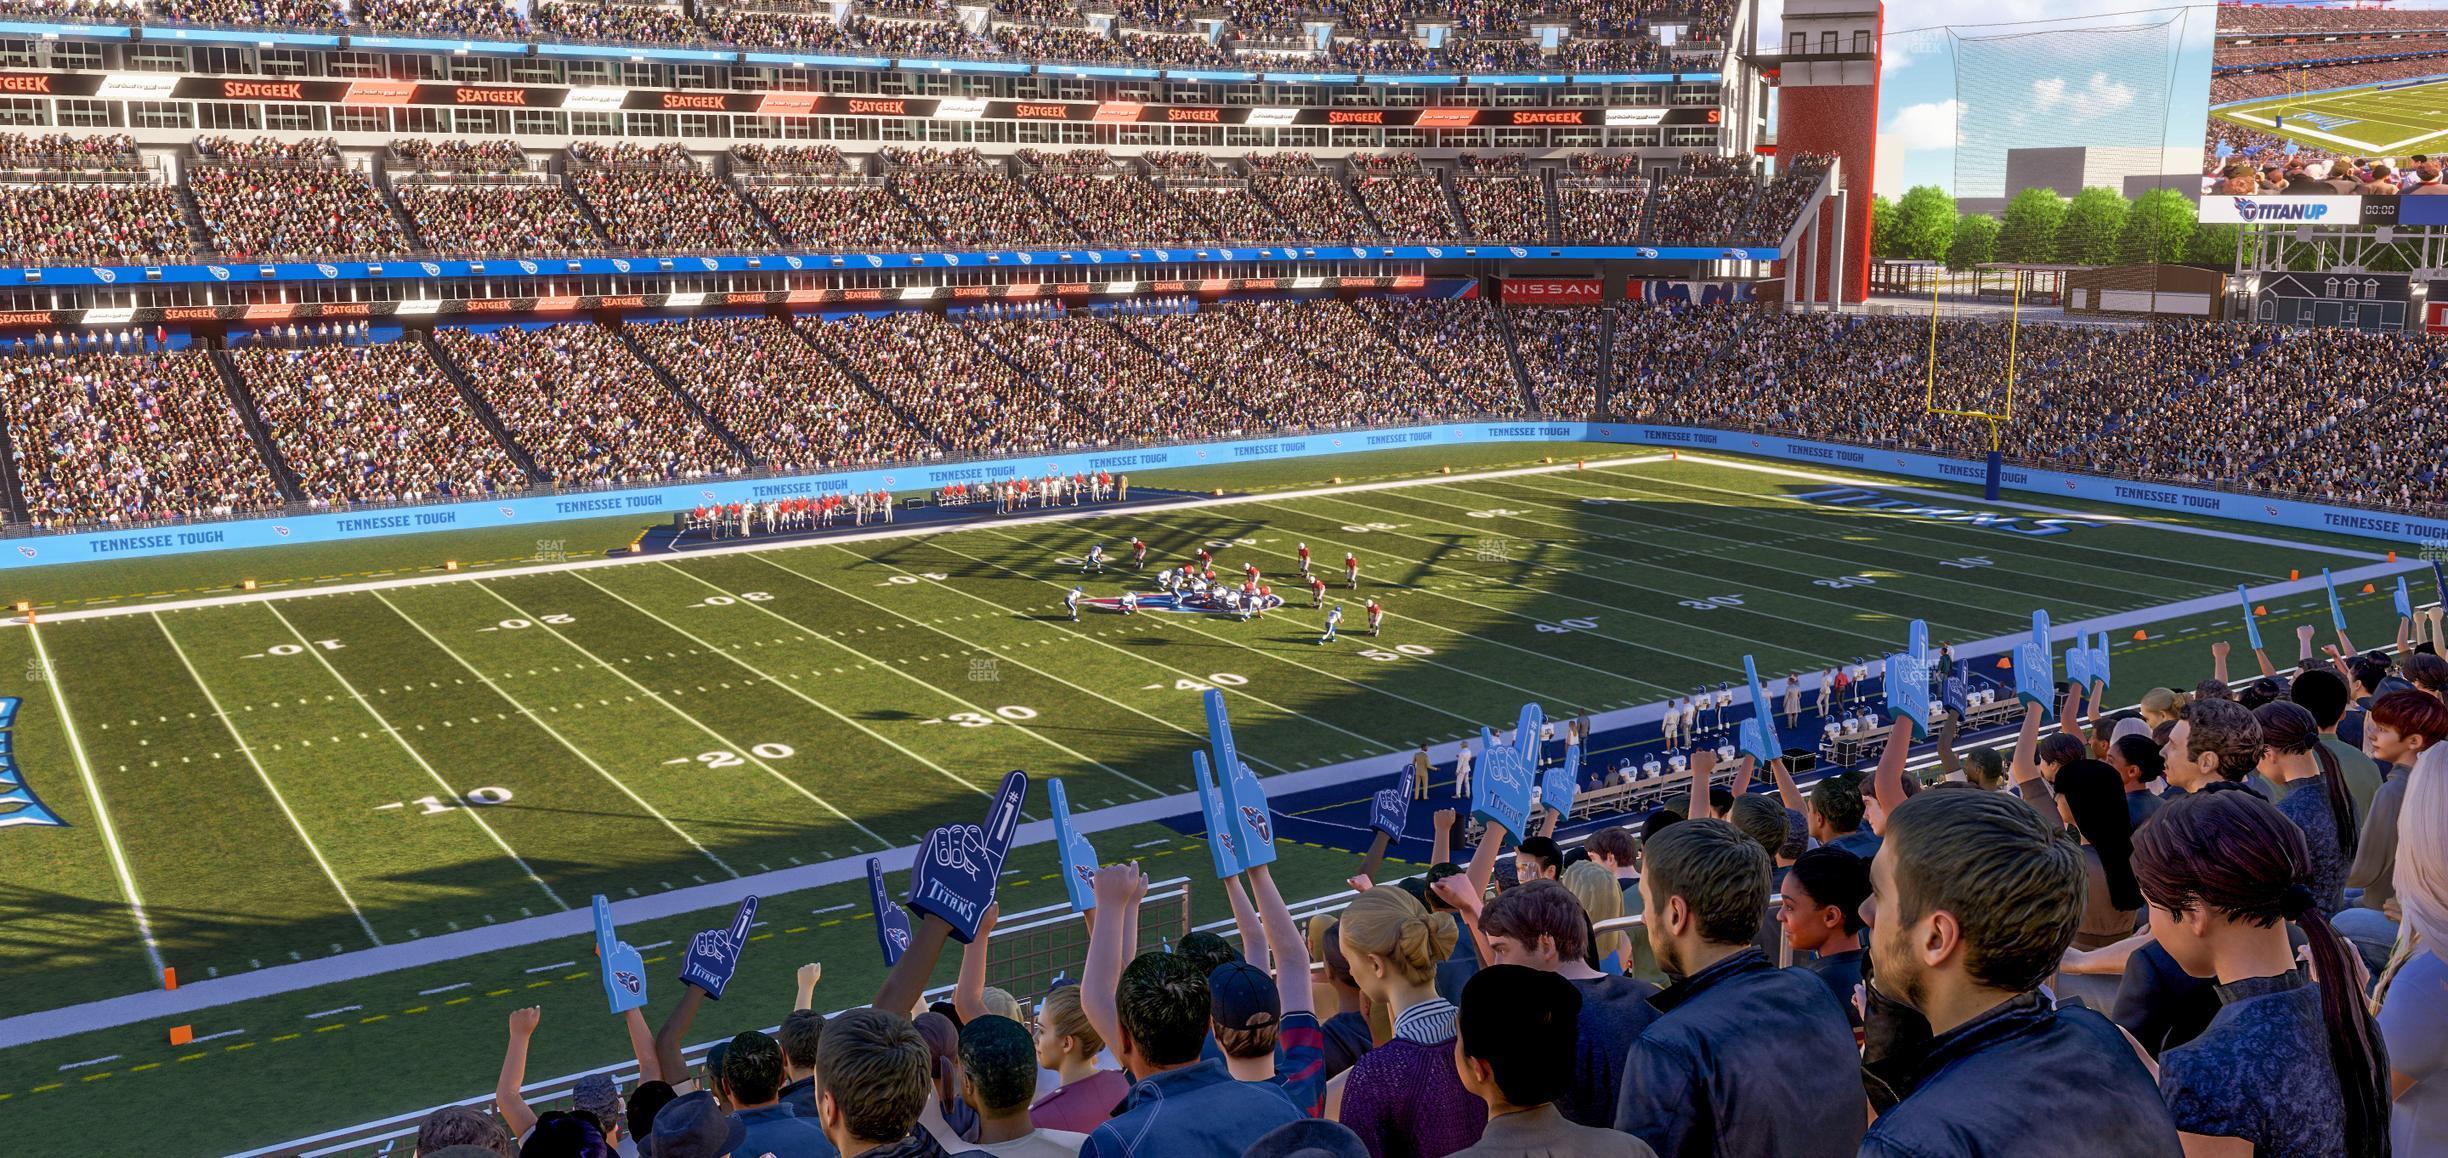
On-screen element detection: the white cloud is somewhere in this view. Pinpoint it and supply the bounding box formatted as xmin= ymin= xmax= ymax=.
xmin=2030 ymin=72 xmax=2138 ymax=121
xmin=1884 ymin=100 xmax=1963 ymax=148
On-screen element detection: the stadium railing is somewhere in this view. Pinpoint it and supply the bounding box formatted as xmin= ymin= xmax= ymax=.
xmin=233 ymin=877 xmax=1196 ymax=1158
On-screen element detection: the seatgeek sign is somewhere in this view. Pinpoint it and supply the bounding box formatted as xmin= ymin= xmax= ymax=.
xmin=12 ymin=423 xmax=2443 ymax=569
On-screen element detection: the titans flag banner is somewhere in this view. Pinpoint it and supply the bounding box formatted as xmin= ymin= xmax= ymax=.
xmin=1886 ymin=653 xmax=1932 ymax=738
xmin=1204 ymin=691 xmax=1276 ymax=869
xmin=2397 ymin=578 xmax=2415 ymax=621
xmin=1470 ymin=702 xmax=1543 ymax=836
xmin=1908 ymin=620 xmax=1929 ymax=666
xmin=679 ymin=895 xmax=759 ymax=1000
xmin=2324 ymin=568 xmax=2348 ymax=633
xmin=593 ymin=895 xmax=648 ymax=1014
xmin=1539 ymin=741 xmax=1580 ymax=821
xmin=1741 ymin=655 xmax=1782 ymax=759
xmin=1367 ymin=767 xmax=1409 ymax=840
xmin=2238 ymin=585 xmax=2265 ymax=652
xmin=1942 ymin=659 xmax=1971 ymax=718
xmin=2015 ymin=641 xmax=2056 ymax=721
xmin=868 ymin=857 xmax=911 ymax=966
xmin=1049 ymin=777 xmax=1098 ymax=913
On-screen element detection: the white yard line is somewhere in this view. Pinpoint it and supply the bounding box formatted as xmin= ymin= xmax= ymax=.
xmin=1671 ymin=452 xmax=2394 ymax=563
xmin=721 ymin=555 xmax=1173 ymax=797
xmin=151 ymin=611 xmax=383 ymax=949
xmin=2 ymin=453 xmax=1677 ymax=628
xmin=569 ymin=567 xmax=1006 ymax=804
xmin=468 ymin=577 xmax=894 ymax=849
xmin=25 ymin=619 xmax=165 ymax=980
xmin=258 ymin=600 xmax=568 ymax=912
xmin=368 ymin=589 xmax=739 ymax=879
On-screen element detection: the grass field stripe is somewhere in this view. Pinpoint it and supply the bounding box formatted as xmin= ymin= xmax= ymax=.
xmin=862 ymin=537 xmax=1407 ymax=752
xmin=646 ymin=558 xmax=1160 ymax=793
xmin=367 ymin=590 xmax=740 ymax=879
xmin=257 ymin=600 xmax=569 ymax=912
xmin=1324 ymin=485 xmax=1973 ymax=649
xmin=1472 ymin=471 xmax=2131 ymax=621
xmin=24 ymin=619 xmax=165 ymax=979
xmin=466 ymin=578 xmax=893 ymax=848
xmin=150 ymin=612 xmax=383 ymax=949
xmin=963 ymin=524 xmax=1496 ymax=731
xmin=1562 ymin=463 xmax=2239 ymax=599
xmin=1499 ymin=466 xmax=2142 ymax=614
xmin=1117 ymin=508 xmax=1686 ymax=698
xmin=575 ymin=567 xmax=1002 ymax=805
xmin=737 ymin=553 xmax=1184 ymax=795
xmin=1378 ymin=474 xmax=2023 ymax=633
xmin=1662 ymin=453 xmax=2388 ymax=567
xmin=1267 ymin=493 xmax=1854 ymax=665
xmin=791 ymin=545 xmax=1311 ymax=775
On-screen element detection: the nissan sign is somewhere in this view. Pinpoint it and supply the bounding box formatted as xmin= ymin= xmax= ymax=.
xmin=1499 ymin=278 xmax=1605 ymax=305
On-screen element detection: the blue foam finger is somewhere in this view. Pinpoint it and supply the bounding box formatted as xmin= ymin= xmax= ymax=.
xmin=2238 ymin=585 xmax=2264 ymax=652
xmin=1192 ymin=751 xmax=1246 ymax=878
xmin=594 ymin=895 xmax=648 ymax=1014
xmin=1741 ymin=656 xmax=1781 ymax=759
xmin=869 ymin=857 xmax=911 ymax=966
xmin=1049 ymin=777 xmax=1099 ymax=913
xmin=2323 ymin=568 xmax=2347 ymax=632
xmin=1941 ymin=659 xmax=1971 ymax=717
xmin=2015 ymin=641 xmax=2055 ymax=721
xmin=1907 ymin=620 xmax=1929 ymax=667
xmin=907 ymin=770 xmax=1028 ymax=942
xmin=1367 ymin=767 xmax=1408 ymax=840
xmin=1886 ymin=653 xmax=1931 ymax=738
xmin=678 ymin=895 xmax=759 ymax=1000
xmin=2396 ymin=578 xmax=2414 ymax=621
xmin=1539 ymin=741 xmax=1579 ymax=820
xmin=1204 ymin=692 xmax=1276 ymax=869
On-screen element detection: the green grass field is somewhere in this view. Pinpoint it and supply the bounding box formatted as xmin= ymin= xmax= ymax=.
xmin=2217 ymin=74 xmax=2448 ymax=155
xmin=0 ymin=443 xmax=2419 ymax=1155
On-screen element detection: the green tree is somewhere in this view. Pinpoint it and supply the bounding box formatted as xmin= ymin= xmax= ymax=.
xmin=1891 ymin=185 xmax=1959 ymax=262
xmin=1994 ymin=187 xmax=2066 ymax=264
xmin=2055 ymin=186 xmax=2131 ymax=266
xmin=1948 ymin=213 xmax=2000 ymax=270
xmin=2117 ymin=187 xmax=2196 ymax=265
xmin=1871 ymin=194 xmax=1901 ymax=258
xmin=2183 ymin=222 xmax=2240 ymax=268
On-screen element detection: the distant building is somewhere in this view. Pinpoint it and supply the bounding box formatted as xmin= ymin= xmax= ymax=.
xmin=2002 ymin=146 xmax=2200 ymax=202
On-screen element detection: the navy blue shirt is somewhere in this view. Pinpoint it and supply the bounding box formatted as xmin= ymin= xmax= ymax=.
xmin=1561 ymin=973 xmax=1661 ymax=1128
xmin=2160 ymin=971 xmax=2348 ymax=1158
xmin=1862 ymin=991 xmax=2180 ymax=1157
xmin=1801 ymin=948 xmax=1864 ymax=1028
xmin=1613 ymin=948 xmax=1864 ymax=1157
xmin=1079 ymin=1058 xmax=1304 ymax=1158
xmin=1828 ymin=829 xmax=1883 ymax=861
xmin=2111 ymin=940 xmax=2219 ymax=1058
xmin=1320 ymin=1008 xmax=1373 ymax=1080
xmin=2274 ymin=774 xmax=2349 ymax=916
xmin=731 ymin=1103 xmax=837 ymax=1158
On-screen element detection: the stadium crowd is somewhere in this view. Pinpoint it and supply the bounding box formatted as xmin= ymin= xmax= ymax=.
xmin=1557 ymin=154 xmax=1649 ymax=245
xmin=412 ymin=617 xmax=2448 ymax=1158
xmin=1508 ymin=303 xmax=1609 ymax=415
xmin=435 ymin=323 xmax=745 ymax=485
xmin=236 ymin=339 xmax=532 ymax=507
xmin=1018 ymin=152 xmax=1213 ymax=246
xmin=1643 ymin=153 xmax=1755 ymax=245
xmin=0 ymin=177 xmax=194 ymax=265
xmin=1450 ymin=154 xmax=1553 ymax=244
xmin=625 ymin=316 xmax=940 ymax=472
xmin=1248 ymin=155 xmax=1379 ymax=243
xmin=885 ymin=148 xmax=1080 ymax=250
xmin=572 ymin=144 xmax=775 ymax=252
xmin=394 ymin=178 xmax=606 ymax=256
xmin=0 ymin=348 xmax=286 ymax=528
xmin=1347 ymin=153 xmax=1462 ymax=243
xmin=186 ymin=137 xmax=413 ymax=260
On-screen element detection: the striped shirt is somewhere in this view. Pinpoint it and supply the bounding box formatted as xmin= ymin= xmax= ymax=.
xmin=1392 ymin=997 xmax=1459 ymax=1044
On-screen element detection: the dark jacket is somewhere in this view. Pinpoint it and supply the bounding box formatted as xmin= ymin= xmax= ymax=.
xmin=1861 ymin=991 xmax=2180 ymax=1157
xmin=1612 ymin=948 xmax=1864 ymax=1157
xmin=1078 ymin=1058 xmax=1303 ymax=1158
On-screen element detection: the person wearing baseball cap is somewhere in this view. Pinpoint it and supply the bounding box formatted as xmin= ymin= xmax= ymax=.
xmin=1209 ymin=870 xmax=1327 ymax=1119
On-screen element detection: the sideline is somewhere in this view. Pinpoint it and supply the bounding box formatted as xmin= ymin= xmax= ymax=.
xmin=1 ymin=453 xmax=1674 ymax=628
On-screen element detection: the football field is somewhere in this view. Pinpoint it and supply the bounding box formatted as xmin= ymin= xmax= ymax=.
xmin=2217 ymin=74 xmax=2448 ymax=155
xmin=0 ymin=450 xmax=2400 ymax=1025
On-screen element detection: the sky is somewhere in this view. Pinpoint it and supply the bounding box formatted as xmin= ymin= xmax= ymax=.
xmin=1755 ymin=0 xmax=2223 ymax=199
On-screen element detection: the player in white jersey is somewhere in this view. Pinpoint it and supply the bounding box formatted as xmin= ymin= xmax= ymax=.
xmin=1066 ymin=586 xmax=1083 ymax=621
xmin=1662 ymin=697 xmax=1682 ymax=747
xmin=1319 ymin=604 xmax=1343 ymax=645
xmin=1681 ymin=695 xmax=1700 ymax=738
xmin=1083 ymin=544 xmax=1105 ymax=574
xmin=1453 ymin=739 xmax=1474 ymax=799
xmin=1120 ymin=592 xmax=1139 ymax=615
